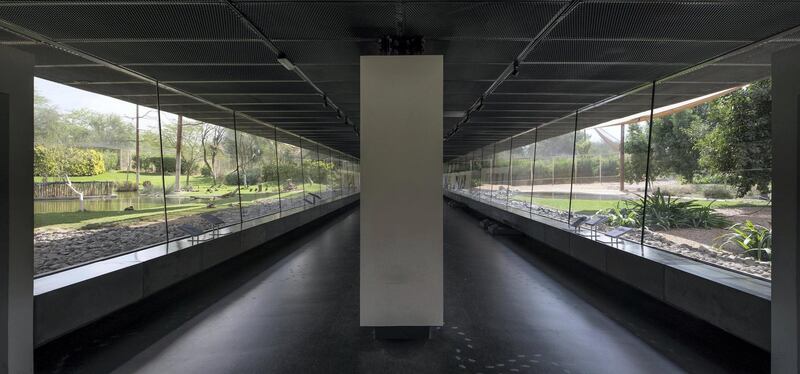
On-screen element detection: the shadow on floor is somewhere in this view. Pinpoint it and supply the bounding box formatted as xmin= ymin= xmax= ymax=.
xmin=465 ymin=207 xmax=770 ymax=374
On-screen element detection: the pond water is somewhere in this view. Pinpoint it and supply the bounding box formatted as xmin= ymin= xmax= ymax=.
xmin=33 ymin=192 xmax=194 ymax=214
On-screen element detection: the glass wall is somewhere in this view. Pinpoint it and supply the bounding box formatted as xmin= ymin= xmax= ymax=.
xmin=569 ymin=86 xmax=653 ymax=245
xmin=32 ymin=77 xmax=359 ymax=276
xmin=237 ymin=120 xmax=280 ymax=221
xmin=468 ymin=150 xmax=482 ymax=198
xmin=33 ymin=76 xmax=168 ymax=275
xmin=478 ymin=144 xmax=494 ymax=201
xmin=160 ymin=93 xmax=243 ymax=240
xmin=445 ymin=68 xmax=774 ymax=281
xmin=489 ymin=139 xmax=512 ymax=208
xmin=645 ymin=74 xmax=773 ymax=279
xmin=277 ymin=131 xmax=305 ymax=212
xmin=445 ymin=154 xmax=469 ymax=194
xmin=531 ymin=115 xmax=576 ymax=224
xmin=507 ymin=131 xmax=537 ymax=215
xmin=300 ymin=138 xmax=321 ymax=206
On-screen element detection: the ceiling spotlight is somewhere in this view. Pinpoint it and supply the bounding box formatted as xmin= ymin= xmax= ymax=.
xmin=511 ymin=60 xmax=520 ymax=77
xmin=277 ymin=53 xmax=296 ymax=71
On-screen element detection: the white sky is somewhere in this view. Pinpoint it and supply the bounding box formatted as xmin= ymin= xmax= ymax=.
xmin=35 ymin=77 xmax=180 ymax=130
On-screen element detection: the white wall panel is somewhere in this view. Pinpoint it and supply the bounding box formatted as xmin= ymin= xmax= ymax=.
xmin=360 ymin=55 xmax=443 ymax=327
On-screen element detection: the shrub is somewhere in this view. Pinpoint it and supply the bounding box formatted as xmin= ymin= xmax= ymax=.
xmin=141 ymin=156 xmax=190 ymax=174
xmin=115 ymin=180 xmax=138 ymax=192
xmin=703 ymin=185 xmax=734 ymax=199
xmin=224 ymin=171 xmax=240 ymax=186
xmin=717 ymin=220 xmax=772 ymax=261
xmin=687 ymin=204 xmax=732 ymax=229
xmin=33 ymin=144 xmax=59 ymax=177
xmin=636 ymin=190 xmax=730 ymax=230
xmin=603 ymin=203 xmax=640 ymax=227
xmin=599 ymin=189 xmax=730 ymax=230
xmin=600 ymin=157 xmax=620 ymax=178
xmin=100 ymin=149 xmax=120 ymax=171
xmin=33 ymin=144 xmax=105 ymax=177
xmin=140 ymin=180 xmax=158 ymax=195
xmin=240 ymin=168 xmax=262 ymax=185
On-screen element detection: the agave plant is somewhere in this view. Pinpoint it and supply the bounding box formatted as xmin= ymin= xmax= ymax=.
xmin=717 ymin=220 xmax=772 ymax=261
xmin=599 ymin=189 xmax=730 ymax=230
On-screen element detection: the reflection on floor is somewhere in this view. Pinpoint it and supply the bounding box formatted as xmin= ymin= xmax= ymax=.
xmin=35 ymin=202 xmax=768 ymax=373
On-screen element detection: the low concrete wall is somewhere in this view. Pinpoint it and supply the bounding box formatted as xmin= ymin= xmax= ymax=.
xmin=445 ymin=191 xmax=770 ymax=351
xmin=33 ymin=194 xmax=359 ymax=346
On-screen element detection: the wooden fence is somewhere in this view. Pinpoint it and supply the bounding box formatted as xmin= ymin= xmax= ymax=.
xmin=33 ymin=181 xmax=115 ymax=200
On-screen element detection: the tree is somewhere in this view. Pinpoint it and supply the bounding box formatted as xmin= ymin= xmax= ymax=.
xmin=63 ymin=109 xmax=133 ymax=150
xmin=574 ymin=130 xmax=592 ymax=156
xmin=622 ymin=110 xmax=705 ymax=185
xmin=34 ymin=93 xmax=91 ymax=147
xmin=696 ymin=79 xmax=772 ymax=197
xmin=201 ymin=124 xmax=227 ymax=184
xmin=179 ymin=123 xmax=203 ymax=188
xmin=174 ymin=115 xmax=183 ymax=191
xmin=623 ymin=123 xmax=649 ymax=184
xmin=649 ymin=109 xmax=704 ymax=182
xmin=123 ymin=105 xmax=156 ymax=188
xmin=237 ymin=133 xmax=265 ymax=186
xmin=34 ymin=92 xmax=67 ymax=145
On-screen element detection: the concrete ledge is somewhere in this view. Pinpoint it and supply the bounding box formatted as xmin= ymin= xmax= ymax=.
xmin=33 ymin=194 xmax=359 ymax=346
xmin=569 ymin=235 xmax=607 ymax=272
xmin=445 ymin=191 xmax=771 ymax=350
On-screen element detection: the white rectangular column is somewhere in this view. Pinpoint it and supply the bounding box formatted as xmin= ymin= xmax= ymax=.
xmin=360 ymin=55 xmax=443 ymax=336
xmin=0 ymin=46 xmax=34 ymax=373
xmin=772 ymin=45 xmax=800 ymax=373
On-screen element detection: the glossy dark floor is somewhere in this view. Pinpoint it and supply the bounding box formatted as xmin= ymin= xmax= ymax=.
xmin=36 ymin=203 xmax=768 ymax=373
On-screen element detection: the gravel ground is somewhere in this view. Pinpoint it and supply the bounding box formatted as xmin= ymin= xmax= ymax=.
xmin=34 ymin=191 xmax=346 ymax=275
xmin=459 ymin=189 xmax=771 ymax=280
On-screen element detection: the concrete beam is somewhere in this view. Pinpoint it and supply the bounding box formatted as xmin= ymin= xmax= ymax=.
xmin=771 ymin=45 xmax=800 ymax=373
xmin=0 ymin=45 xmax=34 ymax=374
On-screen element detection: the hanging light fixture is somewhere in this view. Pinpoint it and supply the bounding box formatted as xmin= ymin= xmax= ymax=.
xmin=277 ymin=53 xmax=296 ymax=71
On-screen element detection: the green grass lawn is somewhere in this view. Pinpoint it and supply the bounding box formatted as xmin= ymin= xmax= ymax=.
xmin=511 ymin=194 xmax=770 ymax=215
xmin=34 ymin=205 xmax=198 ymax=229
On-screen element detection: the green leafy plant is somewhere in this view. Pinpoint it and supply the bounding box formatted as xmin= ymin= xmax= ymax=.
xmin=598 ymin=189 xmax=730 ymax=230
xmin=688 ymin=203 xmax=731 ymax=229
xmin=703 ymin=185 xmax=734 ymax=199
xmin=602 ymin=203 xmax=639 ymax=227
xmin=115 ymin=180 xmax=138 ymax=192
xmin=717 ymin=220 xmax=772 ymax=261
xmin=33 ymin=144 xmax=106 ymax=177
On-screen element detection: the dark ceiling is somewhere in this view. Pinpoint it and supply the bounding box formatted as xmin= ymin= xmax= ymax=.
xmin=1 ymin=1 xmax=800 ymax=160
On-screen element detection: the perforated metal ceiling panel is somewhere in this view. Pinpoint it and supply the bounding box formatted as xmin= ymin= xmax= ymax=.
xmin=442 ymin=1 xmax=800 ymax=159
xmin=1 ymin=1 xmax=800 ymax=160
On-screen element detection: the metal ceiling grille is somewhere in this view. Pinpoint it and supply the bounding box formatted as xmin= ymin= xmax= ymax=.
xmin=0 ymin=1 xmax=799 ymax=160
